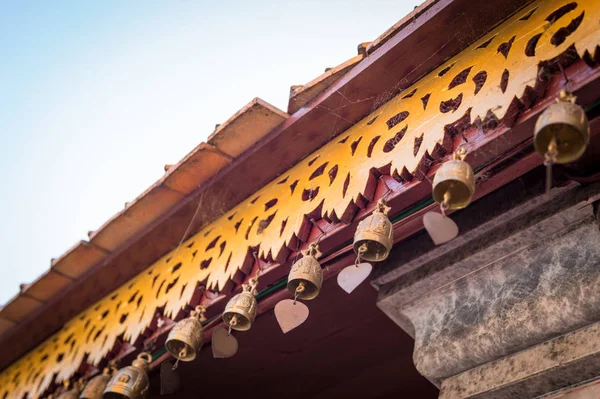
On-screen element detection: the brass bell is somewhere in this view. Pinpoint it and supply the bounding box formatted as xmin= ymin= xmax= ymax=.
xmin=80 ymin=369 xmax=112 ymax=399
xmin=287 ymin=243 xmax=323 ymax=300
xmin=222 ymin=279 xmax=258 ymax=331
xmin=353 ymin=199 xmax=393 ymax=262
xmin=103 ymin=352 xmax=152 ymax=399
xmin=165 ymin=305 xmax=206 ymax=362
xmin=534 ymin=90 xmax=589 ymax=164
xmin=432 ymin=146 xmax=475 ymax=210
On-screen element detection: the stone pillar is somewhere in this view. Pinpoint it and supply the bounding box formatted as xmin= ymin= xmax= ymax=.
xmin=374 ymin=170 xmax=600 ymax=397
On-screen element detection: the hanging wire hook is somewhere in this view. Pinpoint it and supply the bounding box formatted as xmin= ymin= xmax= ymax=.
xmin=309 ymin=218 xmax=327 ymax=244
xmin=544 ymin=137 xmax=558 ymax=195
xmin=440 ymin=191 xmax=451 ymax=217
xmin=558 ymin=62 xmax=571 ymax=92
xmin=108 ymin=359 xmax=118 ymax=375
xmin=454 ymin=144 xmax=468 ymax=161
xmin=143 ymin=338 xmax=157 ymax=354
xmin=380 ymin=176 xmax=393 ymax=200
xmin=227 ymin=315 xmax=237 ymax=336
xmin=252 ymin=251 xmax=267 ymax=277
xmin=290 ymin=238 xmax=301 ymax=266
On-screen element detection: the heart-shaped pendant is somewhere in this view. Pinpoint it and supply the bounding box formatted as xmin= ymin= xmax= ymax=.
xmin=423 ymin=211 xmax=459 ymax=245
xmin=274 ymin=299 xmax=309 ymax=334
xmin=212 ymin=327 xmax=238 ymax=358
xmin=160 ymin=361 xmax=181 ymax=394
xmin=337 ymin=263 xmax=372 ymax=294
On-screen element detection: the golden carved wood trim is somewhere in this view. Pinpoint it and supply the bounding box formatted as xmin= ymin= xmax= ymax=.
xmin=2 ymin=1 xmax=600 ymax=396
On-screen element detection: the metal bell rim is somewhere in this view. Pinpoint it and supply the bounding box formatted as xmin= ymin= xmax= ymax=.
xmin=222 ymin=311 xmax=253 ymax=331
xmin=286 ymin=278 xmax=322 ymax=300
xmin=165 ymin=339 xmax=198 ymax=362
xmin=353 ymin=239 xmax=391 ymax=262
xmin=165 ymin=316 xmax=203 ymax=361
xmin=533 ymin=123 xmax=590 ymax=164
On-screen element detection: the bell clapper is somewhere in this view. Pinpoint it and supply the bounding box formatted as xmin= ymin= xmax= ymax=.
xmin=544 ymin=136 xmax=558 ymax=194
xmin=228 ymin=315 xmax=238 ymax=335
xmin=293 ymin=281 xmax=306 ymax=304
xmin=356 ymin=244 xmax=367 ymax=267
xmin=172 ymin=348 xmax=185 ymax=371
xmin=440 ymin=190 xmax=451 ymax=217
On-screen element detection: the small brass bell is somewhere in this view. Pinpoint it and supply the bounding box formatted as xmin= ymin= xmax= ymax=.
xmin=165 ymin=305 xmax=206 ymax=362
xmin=432 ymin=146 xmax=475 ymax=210
xmin=80 ymin=368 xmax=113 ymax=399
xmin=103 ymin=352 xmax=152 ymax=399
xmin=353 ymin=199 xmax=393 ymax=262
xmin=222 ymin=279 xmax=258 ymax=331
xmin=534 ymin=90 xmax=589 ymax=165
xmin=287 ymin=243 xmax=323 ymax=300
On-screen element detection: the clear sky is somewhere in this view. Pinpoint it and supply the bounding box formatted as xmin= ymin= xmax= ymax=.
xmin=0 ymin=0 xmax=420 ymax=304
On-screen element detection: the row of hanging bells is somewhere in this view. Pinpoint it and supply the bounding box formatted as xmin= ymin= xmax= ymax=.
xmin=207 ymin=89 xmax=590 ymax=347
xmin=422 ymin=88 xmax=590 ymax=247
xmin=52 ymin=353 xmax=151 ymax=399
xmin=60 ymin=89 xmax=590 ymax=399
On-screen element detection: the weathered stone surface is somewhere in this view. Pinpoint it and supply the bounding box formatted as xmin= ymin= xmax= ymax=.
xmin=376 ymin=178 xmax=600 ymax=387
xmin=439 ymin=322 xmax=600 ymax=398
xmin=409 ymin=219 xmax=600 ymax=382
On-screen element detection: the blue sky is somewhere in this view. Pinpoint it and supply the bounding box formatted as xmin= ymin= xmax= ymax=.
xmin=0 ymin=0 xmax=419 ymax=304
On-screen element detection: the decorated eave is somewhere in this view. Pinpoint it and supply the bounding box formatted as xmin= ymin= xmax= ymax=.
xmin=4 ymin=0 xmax=600 ymax=396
